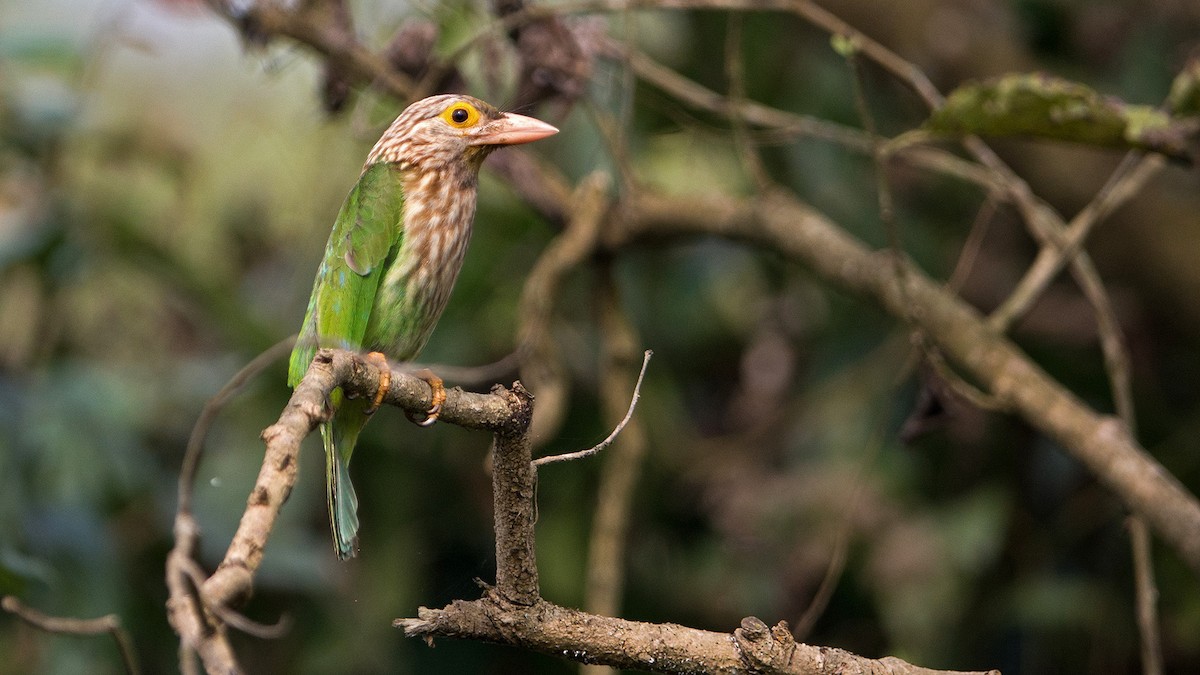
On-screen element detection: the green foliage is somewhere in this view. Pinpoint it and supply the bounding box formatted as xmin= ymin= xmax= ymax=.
xmin=927 ymin=73 xmax=1196 ymax=160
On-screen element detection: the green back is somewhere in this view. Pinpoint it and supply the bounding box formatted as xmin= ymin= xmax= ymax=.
xmin=288 ymin=162 xmax=405 ymax=387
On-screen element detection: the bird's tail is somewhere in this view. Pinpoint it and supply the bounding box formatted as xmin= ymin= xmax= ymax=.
xmin=322 ymin=392 xmax=369 ymax=560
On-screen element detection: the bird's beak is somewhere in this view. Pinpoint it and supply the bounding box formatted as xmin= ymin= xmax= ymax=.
xmin=470 ymin=112 xmax=559 ymax=146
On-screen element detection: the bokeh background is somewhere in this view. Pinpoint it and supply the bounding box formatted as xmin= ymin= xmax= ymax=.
xmin=2 ymin=0 xmax=1200 ymax=673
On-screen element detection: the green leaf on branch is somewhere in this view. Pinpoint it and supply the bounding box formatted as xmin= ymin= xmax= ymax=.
xmin=926 ymin=73 xmax=1198 ymax=161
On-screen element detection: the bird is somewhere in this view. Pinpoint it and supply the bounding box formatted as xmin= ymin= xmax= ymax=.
xmin=287 ymin=94 xmax=558 ymax=559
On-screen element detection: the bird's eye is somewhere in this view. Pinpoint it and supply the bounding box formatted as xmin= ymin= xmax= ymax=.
xmin=441 ymin=103 xmax=480 ymax=128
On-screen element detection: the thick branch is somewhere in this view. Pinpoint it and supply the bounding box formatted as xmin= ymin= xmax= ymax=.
xmin=489 ymin=383 xmax=539 ymax=604
xmin=167 ymin=347 xmax=531 ymax=674
xmin=396 ymin=594 xmax=995 ymax=675
xmin=200 ymin=349 xmax=522 ymax=610
xmin=611 ymin=189 xmax=1200 ymax=576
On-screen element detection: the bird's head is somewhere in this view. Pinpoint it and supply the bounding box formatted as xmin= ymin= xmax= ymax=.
xmin=367 ymin=94 xmax=559 ymax=171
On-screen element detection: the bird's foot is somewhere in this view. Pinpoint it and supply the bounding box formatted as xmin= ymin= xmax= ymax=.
xmin=406 ymin=369 xmax=445 ymax=428
xmin=363 ymin=351 xmax=391 ymax=415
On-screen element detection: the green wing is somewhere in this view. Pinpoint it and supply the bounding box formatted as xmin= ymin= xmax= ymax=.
xmin=288 ymin=162 xmax=405 ymax=386
xmin=287 ymin=161 xmax=404 ymax=559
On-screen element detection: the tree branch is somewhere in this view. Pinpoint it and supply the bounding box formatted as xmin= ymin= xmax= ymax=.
xmin=532 ymin=348 xmax=651 ymax=467
xmin=203 ymin=0 xmax=415 ymax=98
xmin=2 ymin=596 xmax=140 ymax=675
xmin=167 ymin=347 xmax=534 ymax=672
xmin=397 ymin=598 xmax=995 ymax=675
xmin=611 ymin=189 xmax=1200 ymax=576
xmin=392 ymin=334 xmax=993 ymax=673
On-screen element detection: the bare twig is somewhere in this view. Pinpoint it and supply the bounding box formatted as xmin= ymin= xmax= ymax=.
xmin=408 ymin=350 xmax=523 ymax=390
xmin=203 ymin=0 xmax=415 ymax=98
xmin=792 ymin=423 xmax=892 ymax=641
xmin=533 ymin=349 xmax=652 ymax=467
xmin=605 ymin=39 xmax=1007 ymax=197
xmin=843 ymin=40 xmax=1004 ymax=422
xmin=581 ymin=98 xmax=638 ymax=196
xmin=724 ymin=14 xmax=772 ymax=191
xmin=1129 ymin=517 xmax=1164 ymax=675
xmin=581 ymin=275 xmax=651 ymax=675
xmin=180 ymin=337 xmax=297 ymax=514
xmin=945 ymin=194 xmax=999 ymax=293
xmin=175 ymin=557 xmax=290 ymax=640
xmin=398 ymin=598 xmax=997 ymax=674
xmin=843 ymin=40 xmax=906 ymax=300
xmin=3 ymin=595 xmax=140 ymax=675
xmin=611 ymin=39 xmax=872 ymax=150
xmin=988 ymin=154 xmax=1165 ymax=331
xmin=169 ymin=336 xmax=296 ymax=674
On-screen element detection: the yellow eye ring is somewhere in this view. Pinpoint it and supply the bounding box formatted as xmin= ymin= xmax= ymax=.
xmin=441 ymin=103 xmax=480 ymax=128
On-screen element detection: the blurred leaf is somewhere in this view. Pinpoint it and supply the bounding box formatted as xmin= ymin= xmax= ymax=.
xmin=0 ymin=546 xmax=54 ymax=596
xmin=927 ymin=73 xmax=1198 ymax=160
xmin=1168 ymin=58 xmax=1200 ymax=116
xmin=829 ymin=33 xmax=860 ymax=58
xmin=1007 ymin=575 xmax=1108 ymax=629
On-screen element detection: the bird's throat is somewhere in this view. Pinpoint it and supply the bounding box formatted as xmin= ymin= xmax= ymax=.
xmin=370 ymin=163 xmax=479 ymax=359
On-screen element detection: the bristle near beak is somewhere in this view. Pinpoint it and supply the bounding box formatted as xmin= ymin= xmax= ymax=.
xmin=470 ymin=112 xmax=559 ymax=146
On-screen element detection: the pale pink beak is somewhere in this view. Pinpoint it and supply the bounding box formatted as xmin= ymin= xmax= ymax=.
xmin=471 ymin=112 xmax=559 ymax=146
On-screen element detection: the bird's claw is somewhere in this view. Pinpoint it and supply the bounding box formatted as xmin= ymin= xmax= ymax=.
xmin=363 ymin=352 xmax=391 ymax=415
xmin=406 ymin=369 xmax=445 ymax=427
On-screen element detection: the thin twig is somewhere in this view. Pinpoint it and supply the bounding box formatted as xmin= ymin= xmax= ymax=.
xmin=582 ymin=97 xmax=638 ymax=196
xmin=946 ymin=193 xmax=1000 ymax=293
xmin=3 ymin=595 xmax=141 ymax=675
xmin=533 ymin=350 xmax=652 ymax=467
xmin=180 ymin=336 xmax=297 ymax=514
xmin=610 ymin=38 xmax=871 ymax=150
xmin=724 ymin=14 xmax=772 ymax=191
xmin=203 ymin=0 xmax=415 ymax=98
xmin=606 ymin=38 xmax=1010 ymax=201
xmin=988 ymin=154 xmax=1164 ymax=331
xmin=844 ymin=41 xmax=905 ymax=290
xmin=169 ymin=336 xmax=297 ymax=675
xmin=844 ymin=39 xmax=999 ymax=418
xmin=1129 ymin=517 xmax=1164 ymax=675
xmin=176 ymin=556 xmax=291 ymax=640
xmin=409 ymin=350 xmax=522 ymax=389
xmin=580 ymin=277 xmax=649 ymax=675
xmin=792 ymin=396 xmax=897 ymax=640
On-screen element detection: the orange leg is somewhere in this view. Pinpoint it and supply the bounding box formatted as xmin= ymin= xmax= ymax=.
xmin=405 ymin=368 xmax=445 ymax=427
xmin=363 ymin=352 xmax=391 ymax=415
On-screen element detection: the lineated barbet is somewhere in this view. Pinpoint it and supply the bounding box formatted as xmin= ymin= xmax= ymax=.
xmin=288 ymin=95 xmax=558 ymax=559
